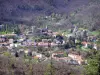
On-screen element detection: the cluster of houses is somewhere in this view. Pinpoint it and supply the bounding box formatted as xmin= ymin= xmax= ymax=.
xmin=0 ymin=35 xmax=15 ymax=47
xmin=0 ymin=36 xmax=8 ymax=46
xmin=81 ymin=41 xmax=97 ymax=50
xmin=0 ymin=26 xmax=98 ymax=50
xmin=32 ymin=26 xmax=65 ymax=48
xmin=0 ymin=25 xmax=96 ymax=50
xmin=65 ymin=26 xmax=98 ymax=50
xmin=0 ymin=25 xmax=99 ymax=65
xmin=52 ymin=51 xmax=86 ymax=65
xmin=9 ymin=48 xmax=46 ymax=62
xmin=0 ymin=34 xmax=29 ymax=49
xmin=34 ymin=39 xmax=58 ymax=48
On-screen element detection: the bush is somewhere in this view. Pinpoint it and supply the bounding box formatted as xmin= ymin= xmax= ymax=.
xmin=3 ymin=52 xmax=11 ymax=57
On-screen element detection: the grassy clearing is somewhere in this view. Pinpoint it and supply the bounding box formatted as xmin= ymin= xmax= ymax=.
xmin=79 ymin=28 xmax=87 ymax=30
xmin=0 ymin=31 xmax=12 ymax=35
xmin=91 ymin=31 xmax=100 ymax=36
xmin=81 ymin=47 xmax=91 ymax=52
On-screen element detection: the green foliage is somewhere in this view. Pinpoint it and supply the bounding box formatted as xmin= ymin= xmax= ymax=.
xmin=96 ymin=39 xmax=100 ymax=45
xmin=62 ymin=30 xmax=71 ymax=36
xmin=85 ymin=51 xmax=100 ymax=75
xmin=0 ymin=31 xmax=12 ymax=34
xmin=81 ymin=47 xmax=90 ymax=52
xmin=63 ymin=52 xmax=68 ymax=57
xmin=14 ymin=28 xmax=20 ymax=34
xmin=76 ymin=45 xmax=81 ymax=49
xmin=44 ymin=63 xmax=55 ymax=75
xmin=3 ymin=52 xmax=11 ymax=57
xmin=91 ymin=31 xmax=100 ymax=36
xmin=70 ymin=12 xmax=76 ymax=17
xmin=29 ymin=64 xmax=33 ymax=75
xmin=45 ymin=52 xmax=50 ymax=57
xmin=32 ymin=58 xmax=38 ymax=63
xmin=86 ymin=58 xmax=98 ymax=75
xmin=79 ymin=28 xmax=87 ymax=30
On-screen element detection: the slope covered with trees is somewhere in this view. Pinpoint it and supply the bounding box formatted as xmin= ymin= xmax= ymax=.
xmin=0 ymin=0 xmax=89 ymax=24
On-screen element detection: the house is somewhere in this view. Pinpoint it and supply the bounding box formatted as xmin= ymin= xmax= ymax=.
xmin=93 ymin=44 xmax=97 ymax=50
xmin=42 ymin=39 xmax=48 ymax=42
xmin=9 ymin=39 xmax=14 ymax=44
xmin=54 ymin=39 xmax=61 ymax=44
xmin=52 ymin=52 xmax=67 ymax=61
xmin=87 ymin=36 xmax=97 ymax=42
xmin=0 ymin=42 xmax=9 ymax=47
xmin=52 ymin=52 xmax=79 ymax=65
xmin=53 ymin=35 xmax=64 ymax=44
xmin=9 ymin=43 xmax=18 ymax=48
xmin=81 ymin=41 xmax=90 ymax=48
xmin=34 ymin=38 xmax=57 ymax=47
xmin=35 ymin=27 xmax=53 ymax=37
xmin=18 ymin=38 xmax=25 ymax=42
xmin=37 ymin=42 xmax=49 ymax=47
xmin=32 ymin=52 xmax=42 ymax=59
xmin=0 ymin=36 xmax=7 ymax=43
xmin=52 ymin=52 xmax=64 ymax=58
xmin=50 ymin=42 xmax=58 ymax=47
xmin=68 ymin=53 xmax=84 ymax=65
xmin=35 ymin=54 xmax=42 ymax=59
xmin=0 ymin=36 xmax=9 ymax=46
xmin=52 ymin=32 xmax=59 ymax=37
xmin=36 ymin=41 xmax=58 ymax=47
xmin=24 ymin=50 xmax=29 ymax=55
xmin=9 ymin=43 xmax=15 ymax=48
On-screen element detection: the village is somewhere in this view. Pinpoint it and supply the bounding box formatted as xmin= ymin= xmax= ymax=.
xmin=0 ymin=24 xmax=99 ymax=65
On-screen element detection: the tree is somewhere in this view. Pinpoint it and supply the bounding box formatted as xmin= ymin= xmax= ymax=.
xmin=44 ymin=64 xmax=55 ymax=75
xmin=14 ymin=26 xmax=21 ymax=34
xmin=85 ymin=50 xmax=100 ymax=75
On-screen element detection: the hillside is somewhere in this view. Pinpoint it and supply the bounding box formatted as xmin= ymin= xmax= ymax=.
xmin=0 ymin=0 xmax=89 ymax=24
xmin=0 ymin=0 xmax=100 ymax=31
